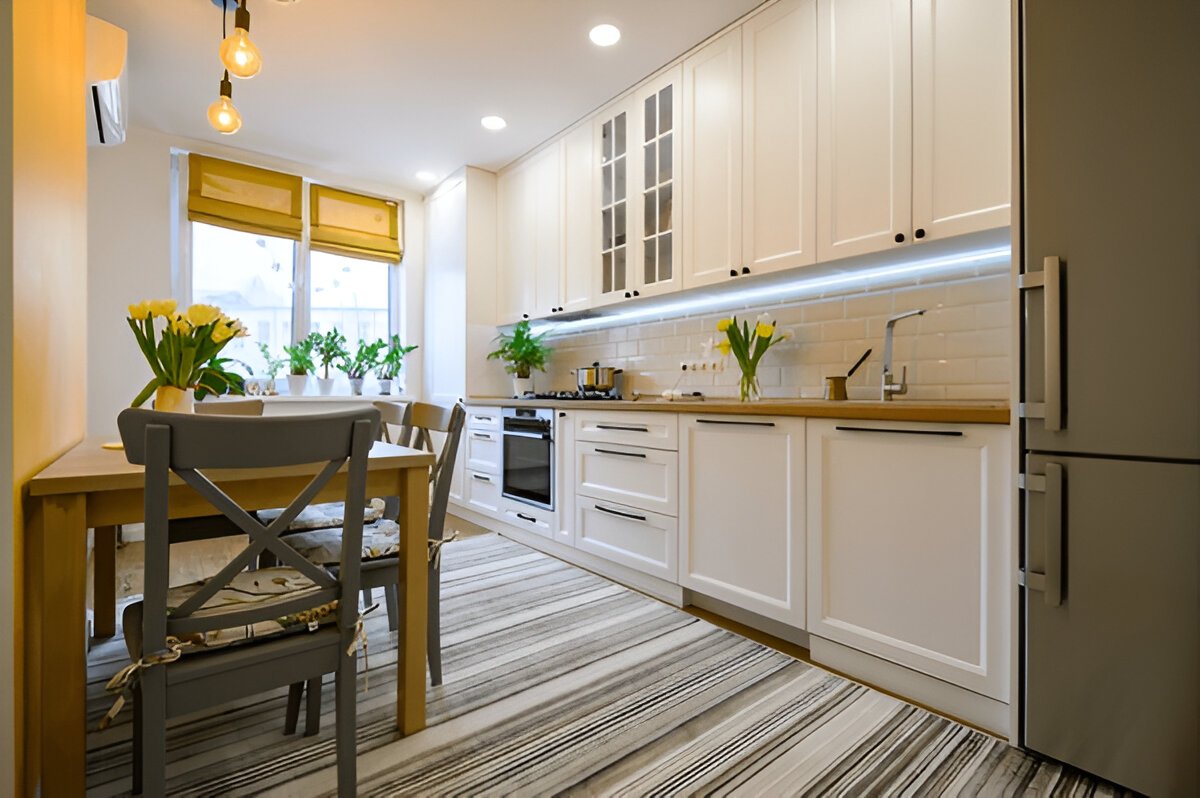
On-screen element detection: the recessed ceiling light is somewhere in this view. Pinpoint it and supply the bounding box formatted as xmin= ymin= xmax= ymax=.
xmin=481 ymin=115 xmax=507 ymax=131
xmin=589 ymin=24 xmax=621 ymax=47
xmin=415 ymin=171 xmax=438 ymax=183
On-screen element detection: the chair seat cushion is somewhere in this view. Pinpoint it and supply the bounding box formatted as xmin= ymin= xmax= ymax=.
xmin=286 ymin=520 xmax=401 ymax=566
xmin=122 ymin=566 xmax=338 ymax=658
xmin=256 ymin=498 xmax=385 ymax=532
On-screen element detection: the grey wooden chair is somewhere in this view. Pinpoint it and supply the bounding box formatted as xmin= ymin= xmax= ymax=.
xmin=282 ymin=401 xmax=464 ymax=691
xmin=115 ymin=407 xmax=379 ymax=797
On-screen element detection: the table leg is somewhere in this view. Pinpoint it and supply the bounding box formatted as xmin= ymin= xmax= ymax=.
xmin=25 ymin=493 xmax=88 ymax=796
xmin=396 ymin=466 xmax=428 ymax=735
xmin=93 ymin=525 xmax=118 ymax=638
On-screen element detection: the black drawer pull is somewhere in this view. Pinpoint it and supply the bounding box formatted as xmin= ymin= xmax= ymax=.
xmin=595 ymin=424 xmax=649 ymax=432
xmin=472 ymin=474 xmax=491 ymax=482
xmin=472 ymin=416 xmax=493 ymax=423
xmin=516 ymin=512 xmax=537 ymax=524
xmin=471 ymin=432 xmax=493 ymax=440
xmin=696 ymin=419 xmax=776 ymax=427
xmin=835 ymin=425 xmax=963 ymax=437
xmin=595 ymin=505 xmax=647 ymax=522
xmin=594 ymin=447 xmax=647 ymax=459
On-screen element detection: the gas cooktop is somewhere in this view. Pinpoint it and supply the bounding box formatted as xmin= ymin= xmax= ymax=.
xmin=515 ymin=391 xmax=623 ymax=401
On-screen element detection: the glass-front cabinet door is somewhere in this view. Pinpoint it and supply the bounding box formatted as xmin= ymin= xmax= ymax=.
xmin=636 ymin=67 xmax=682 ymax=297
xmin=595 ymin=101 xmax=632 ymax=306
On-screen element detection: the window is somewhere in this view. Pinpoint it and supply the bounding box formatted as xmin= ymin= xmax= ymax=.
xmin=179 ymin=153 xmax=406 ymax=390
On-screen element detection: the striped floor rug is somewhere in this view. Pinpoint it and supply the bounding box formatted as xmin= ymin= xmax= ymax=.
xmin=86 ymin=534 xmax=1128 ymax=796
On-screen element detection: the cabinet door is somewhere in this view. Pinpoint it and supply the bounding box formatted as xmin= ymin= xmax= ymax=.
xmin=424 ymin=176 xmax=467 ymax=406
xmin=576 ymin=441 xmax=678 ymax=517
xmin=531 ymin=142 xmax=563 ymax=318
xmin=742 ymin=0 xmax=818 ymax=275
xmin=806 ymin=419 xmax=1010 ymax=700
xmin=594 ymin=100 xmax=635 ymax=306
xmin=816 ymin=0 xmax=911 ymax=260
xmin=911 ymin=0 xmax=1010 ymax=240
xmin=679 ymin=416 xmax=806 ymax=627
xmin=682 ymin=27 xmax=743 ymax=289
xmin=496 ymin=165 xmax=535 ymax=324
xmin=575 ymin=497 xmax=678 ymax=582
xmin=561 ymin=125 xmax=595 ymax=315
xmin=634 ymin=67 xmax=682 ymax=298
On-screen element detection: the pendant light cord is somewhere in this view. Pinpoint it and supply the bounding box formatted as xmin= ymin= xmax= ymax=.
xmin=222 ymin=0 xmax=227 ymax=39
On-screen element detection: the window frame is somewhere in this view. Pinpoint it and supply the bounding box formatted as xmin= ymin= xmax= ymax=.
xmin=172 ymin=150 xmax=405 ymax=373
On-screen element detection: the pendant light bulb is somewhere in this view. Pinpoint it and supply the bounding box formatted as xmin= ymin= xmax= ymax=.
xmin=219 ymin=1 xmax=262 ymax=79
xmin=207 ymin=72 xmax=242 ymax=134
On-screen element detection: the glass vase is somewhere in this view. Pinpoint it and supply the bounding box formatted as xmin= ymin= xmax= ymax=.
xmin=738 ymin=369 xmax=761 ymax=402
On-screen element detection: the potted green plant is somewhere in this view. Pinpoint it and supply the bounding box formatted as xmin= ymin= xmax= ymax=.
xmin=282 ymin=334 xmax=317 ymax=396
xmin=314 ymin=328 xmax=348 ymax=396
xmin=487 ymin=319 xmax=552 ymax=396
xmin=256 ymin=343 xmax=286 ymax=395
xmin=375 ymin=334 xmax=418 ymax=395
xmin=339 ymin=338 xmax=385 ymax=396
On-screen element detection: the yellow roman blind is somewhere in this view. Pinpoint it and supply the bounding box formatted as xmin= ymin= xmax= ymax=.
xmin=310 ymin=184 xmax=403 ymax=263
xmin=187 ymin=153 xmax=303 ymax=240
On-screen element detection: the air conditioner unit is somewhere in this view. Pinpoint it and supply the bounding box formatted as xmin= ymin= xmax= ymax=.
xmin=86 ymin=15 xmax=128 ymax=147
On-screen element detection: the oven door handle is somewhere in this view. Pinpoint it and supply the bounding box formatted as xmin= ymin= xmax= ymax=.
xmin=503 ymin=430 xmax=552 ymax=440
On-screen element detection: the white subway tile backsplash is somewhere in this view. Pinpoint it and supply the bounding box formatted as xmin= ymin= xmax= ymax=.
xmin=544 ymin=274 xmax=1012 ymax=401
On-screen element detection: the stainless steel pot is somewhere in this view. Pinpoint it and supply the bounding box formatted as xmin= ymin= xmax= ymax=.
xmin=575 ymin=362 xmax=622 ymax=392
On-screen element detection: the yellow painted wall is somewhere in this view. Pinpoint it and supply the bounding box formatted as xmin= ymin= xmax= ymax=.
xmin=2 ymin=1 xmax=89 ymax=793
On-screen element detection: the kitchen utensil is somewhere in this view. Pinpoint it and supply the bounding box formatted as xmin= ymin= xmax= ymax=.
xmin=574 ymin=362 xmax=622 ymax=392
xmin=847 ymin=348 xmax=872 ymax=378
xmin=824 ymin=375 xmax=848 ymax=401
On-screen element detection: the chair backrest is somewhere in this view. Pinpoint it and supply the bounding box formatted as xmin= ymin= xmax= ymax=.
xmin=375 ymin=400 xmax=409 ymax=444
xmin=116 ymin=407 xmax=380 ymax=653
xmin=194 ymin=398 xmax=265 ymax=416
xmin=375 ymin=401 xmax=465 ymax=540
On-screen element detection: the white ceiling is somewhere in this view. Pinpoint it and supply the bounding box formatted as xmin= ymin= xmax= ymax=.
xmin=87 ymin=0 xmax=765 ymax=195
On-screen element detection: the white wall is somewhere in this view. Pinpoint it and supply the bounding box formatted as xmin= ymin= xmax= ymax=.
xmin=86 ymin=124 xmax=425 ymax=435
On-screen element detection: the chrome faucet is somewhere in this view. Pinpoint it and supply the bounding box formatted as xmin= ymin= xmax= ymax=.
xmin=881 ymin=309 xmax=925 ymax=400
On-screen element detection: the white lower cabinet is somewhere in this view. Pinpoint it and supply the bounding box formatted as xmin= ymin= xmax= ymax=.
xmin=575 ymin=496 xmax=678 ymax=582
xmin=501 ymin=499 xmax=556 ymax=539
xmin=576 ymin=441 xmax=678 ymax=516
xmin=679 ymin=416 xmax=807 ymax=628
xmin=465 ymin=428 xmax=501 ymax=473
xmin=464 ymin=470 xmax=501 ymax=517
xmin=805 ymin=419 xmax=1010 ymax=700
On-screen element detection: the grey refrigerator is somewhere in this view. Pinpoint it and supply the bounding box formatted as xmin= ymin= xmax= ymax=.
xmin=1019 ymin=1 xmax=1200 ymax=795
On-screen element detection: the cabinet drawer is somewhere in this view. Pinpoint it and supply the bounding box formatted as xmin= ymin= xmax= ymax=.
xmin=576 ymin=441 xmax=678 ymax=516
xmin=464 ymin=407 xmax=501 ymax=432
xmin=465 ymin=428 xmax=501 ymax=473
xmin=575 ymin=497 xmax=678 ymax=582
xmin=465 ymin=471 xmax=501 ymax=517
xmin=501 ymin=499 xmax=556 ymax=539
xmin=574 ymin=411 xmax=678 ymax=451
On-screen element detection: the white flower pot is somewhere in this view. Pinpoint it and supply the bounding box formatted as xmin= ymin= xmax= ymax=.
xmin=378 ymin=378 xmax=393 ymax=395
xmin=348 ymin=377 xmax=364 ymax=396
xmin=286 ymin=374 xmax=309 ymax=396
xmin=513 ymin=376 xmax=534 ymax=397
xmin=316 ymin=377 xmax=335 ymax=396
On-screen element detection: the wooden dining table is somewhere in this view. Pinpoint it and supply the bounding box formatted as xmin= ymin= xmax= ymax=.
xmin=23 ymin=436 xmax=435 ymax=796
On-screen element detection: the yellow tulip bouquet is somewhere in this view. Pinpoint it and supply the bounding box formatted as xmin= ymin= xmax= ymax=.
xmin=127 ymin=299 xmax=248 ymax=408
xmin=716 ymin=314 xmax=791 ymax=401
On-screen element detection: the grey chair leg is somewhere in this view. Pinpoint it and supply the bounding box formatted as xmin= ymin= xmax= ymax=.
xmin=284 ymin=682 xmax=303 ymax=735
xmin=304 ymin=675 xmax=322 ymax=737
xmin=140 ymin=668 xmax=168 ymax=796
xmin=335 ymin=650 xmax=357 ymax=796
xmin=428 ymin=562 xmax=442 ymax=686
xmin=132 ymin=685 xmax=143 ymax=796
xmin=383 ymin=583 xmax=399 ymax=632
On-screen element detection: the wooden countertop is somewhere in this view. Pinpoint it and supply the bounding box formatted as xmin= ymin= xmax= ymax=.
xmin=465 ymin=397 xmax=1010 ymax=424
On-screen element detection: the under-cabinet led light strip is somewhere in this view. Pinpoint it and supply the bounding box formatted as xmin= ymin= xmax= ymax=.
xmin=533 ymin=244 xmax=1011 ymax=337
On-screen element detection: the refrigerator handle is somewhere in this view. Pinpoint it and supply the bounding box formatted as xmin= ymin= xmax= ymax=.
xmin=1020 ymin=462 xmax=1064 ymax=606
xmin=1017 ymin=256 xmax=1063 ymax=431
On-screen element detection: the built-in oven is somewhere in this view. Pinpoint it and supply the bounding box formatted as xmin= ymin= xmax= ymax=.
xmin=501 ymin=406 xmax=554 ymax=510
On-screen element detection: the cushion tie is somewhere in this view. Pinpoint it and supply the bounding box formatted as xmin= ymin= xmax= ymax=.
xmin=428 ymin=531 xmax=459 ymax=570
xmin=349 ymin=604 xmax=379 ymax=691
xmin=99 ymin=637 xmax=185 ymax=730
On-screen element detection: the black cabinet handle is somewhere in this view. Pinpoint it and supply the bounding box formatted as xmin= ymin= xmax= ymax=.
xmin=914 ymin=228 xmax=926 ymax=240
xmin=741 ymin=266 xmax=750 ymax=275
xmin=472 ymin=474 xmax=491 ymax=482
xmin=894 ymin=233 xmax=905 ymax=243
xmin=595 ymin=447 xmax=647 ymax=459
xmin=696 ymin=418 xmax=776 ymax=427
xmin=835 ymin=425 xmax=962 ymax=437
xmin=558 ymin=412 xmax=567 ymax=418
xmin=522 ymin=313 xmax=530 ymax=319
xmin=633 ymin=290 xmax=640 ymax=297
xmin=624 ymin=291 xmax=632 ymax=298
xmin=595 ymin=505 xmax=647 ymax=522
xmin=516 ymin=512 xmax=537 ymax=524
xmin=729 ymin=269 xmax=738 ymax=277
xmin=595 ymin=424 xmax=649 ymax=432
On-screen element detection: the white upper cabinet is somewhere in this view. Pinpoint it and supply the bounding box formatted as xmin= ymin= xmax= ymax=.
xmin=911 ymin=0 xmax=1011 ymax=240
xmin=816 ymin=0 xmax=913 ymax=260
xmin=496 ymin=142 xmax=563 ymax=324
xmin=682 ymin=27 xmax=743 ymax=289
xmin=742 ymin=0 xmax=818 ymax=276
xmin=594 ymin=98 xmax=636 ymax=307
xmin=634 ymin=67 xmax=683 ymax=298
xmin=531 ymin=143 xmax=563 ymax=318
xmin=560 ymin=124 xmax=595 ymax=315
